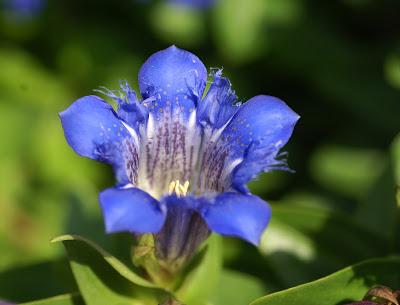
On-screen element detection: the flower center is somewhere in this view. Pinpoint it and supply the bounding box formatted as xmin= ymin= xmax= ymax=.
xmin=168 ymin=180 xmax=190 ymax=197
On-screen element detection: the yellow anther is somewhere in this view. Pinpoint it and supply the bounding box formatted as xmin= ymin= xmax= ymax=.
xmin=174 ymin=179 xmax=181 ymax=195
xmin=168 ymin=180 xmax=190 ymax=197
xmin=168 ymin=180 xmax=176 ymax=195
xmin=179 ymin=180 xmax=190 ymax=196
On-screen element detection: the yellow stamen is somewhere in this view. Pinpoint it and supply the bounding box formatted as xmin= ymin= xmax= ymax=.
xmin=168 ymin=180 xmax=176 ymax=195
xmin=168 ymin=180 xmax=190 ymax=197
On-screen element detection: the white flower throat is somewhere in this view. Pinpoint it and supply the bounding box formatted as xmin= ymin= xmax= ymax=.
xmin=122 ymin=109 xmax=238 ymax=200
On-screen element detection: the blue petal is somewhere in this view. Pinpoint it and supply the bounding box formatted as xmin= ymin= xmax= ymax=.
xmin=59 ymin=95 xmax=132 ymax=183
xmin=197 ymin=69 xmax=240 ymax=129
xmin=99 ymin=187 xmax=166 ymax=234
xmin=221 ymin=95 xmax=299 ymax=191
xmin=200 ymin=192 xmax=271 ymax=245
xmin=97 ymin=82 xmax=149 ymax=130
xmin=138 ymin=45 xmax=207 ymax=119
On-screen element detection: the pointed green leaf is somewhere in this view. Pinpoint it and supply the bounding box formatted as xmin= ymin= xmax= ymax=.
xmin=250 ymin=256 xmax=400 ymax=305
xmin=52 ymin=235 xmax=172 ymax=305
xmin=20 ymin=293 xmax=84 ymax=305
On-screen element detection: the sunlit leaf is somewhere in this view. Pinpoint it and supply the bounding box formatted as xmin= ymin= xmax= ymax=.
xmin=52 ymin=235 xmax=172 ymax=305
xmin=20 ymin=293 xmax=84 ymax=305
xmin=250 ymin=256 xmax=400 ymax=305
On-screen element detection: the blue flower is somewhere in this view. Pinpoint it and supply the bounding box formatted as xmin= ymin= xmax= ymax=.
xmin=60 ymin=46 xmax=299 ymax=265
xmin=167 ymin=0 xmax=215 ymax=9
xmin=3 ymin=0 xmax=44 ymax=20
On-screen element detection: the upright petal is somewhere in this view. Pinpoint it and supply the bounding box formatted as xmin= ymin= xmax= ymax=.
xmin=59 ymin=95 xmax=134 ymax=183
xmin=97 ymin=81 xmax=149 ymax=131
xmin=221 ymin=95 xmax=299 ymax=191
xmin=138 ymin=45 xmax=207 ymax=119
xmin=199 ymin=192 xmax=271 ymax=245
xmin=197 ymin=70 xmax=240 ymax=129
xmin=99 ymin=187 xmax=166 ymax=234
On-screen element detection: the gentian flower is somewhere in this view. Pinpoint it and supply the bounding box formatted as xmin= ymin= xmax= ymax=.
xmin=60 ymin=46 xmax=299 ymax=270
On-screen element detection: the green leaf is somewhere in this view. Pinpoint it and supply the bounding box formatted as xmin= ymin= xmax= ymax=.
xmin=20 ymin=293 xmax=84 ymax=305
xmin=52 ymin=235 xmax=172 ymax=305
xmin=250 ymin=256 xmax=400 ymax=305
xmin=176 ymin=235 xmax=223 ymax=305
xmin=210 ymin=270 xmax=266 ymax=305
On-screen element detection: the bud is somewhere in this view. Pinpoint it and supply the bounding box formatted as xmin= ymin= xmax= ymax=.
xmin=363 ymin=285 xmax=399 ymax=305
xmin=345 ymin=286 xmax=400 ymax=305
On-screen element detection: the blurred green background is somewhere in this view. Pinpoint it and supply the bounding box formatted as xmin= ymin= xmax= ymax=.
xmin=1 ymin=0 xmax=400 ymax=303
